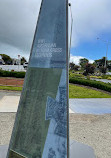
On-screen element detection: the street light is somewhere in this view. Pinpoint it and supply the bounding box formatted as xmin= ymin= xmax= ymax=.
xmin=69 ymin=3 xmax=73 ymax=58
xmin=97 ymin=37 xmax=111 ymax=68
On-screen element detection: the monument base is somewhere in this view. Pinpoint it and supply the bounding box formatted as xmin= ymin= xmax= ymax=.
xmin=0 ymin=145 xmax=8 ymax=158
xmin=0 ymin=141 xmax=96 ymax=158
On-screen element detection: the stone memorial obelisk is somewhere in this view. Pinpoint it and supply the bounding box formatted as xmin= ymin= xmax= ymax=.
xmin=6 ymin=0 xmax=69 ymax=157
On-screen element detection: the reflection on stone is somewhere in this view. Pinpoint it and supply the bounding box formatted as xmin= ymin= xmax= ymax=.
xmin=9 ymin=150 xmax=26 ymax=158
xmin=46 ymin=87 xmax=67 ymax=138
xmin=48 ymin=148 xmax=56 ymax=158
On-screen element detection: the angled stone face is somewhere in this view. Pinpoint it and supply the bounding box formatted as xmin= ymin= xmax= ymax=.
xmin=7 ymin=0 xmax=68 ymax=158
xmin=9 ymin=150 xmax=27 ymax=158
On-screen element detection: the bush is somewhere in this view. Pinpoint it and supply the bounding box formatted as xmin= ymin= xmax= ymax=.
xmin=69 ymin=77 xmax=111 ymax=93
xmin=102 ymin=75 xmax=111 ymax=79
xmin=69 ymin=72 xmax=84 ymax=79
xmin=90 ymin=76 xmax=102 ymax=79
xmin=0 ymin=69 xmax=25 ymax=78
xmin=107 ymin=77 xmax=111 ymax=80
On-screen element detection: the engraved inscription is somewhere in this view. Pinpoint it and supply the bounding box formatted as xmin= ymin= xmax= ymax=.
xmin=34 ymin=39 xmax=62 ymax=58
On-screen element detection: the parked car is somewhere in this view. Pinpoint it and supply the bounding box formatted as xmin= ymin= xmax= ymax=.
xmin=23 ymin=62 xmax=28 ymax=69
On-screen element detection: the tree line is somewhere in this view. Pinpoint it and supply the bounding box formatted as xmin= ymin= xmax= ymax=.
xmin=0 ymin=54 xmax=27 ymax=65
xmin=70 ymin=57 xmax=111 ymax=75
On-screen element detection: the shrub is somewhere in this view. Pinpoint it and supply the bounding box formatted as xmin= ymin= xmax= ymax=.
xmin=90 ymin=76 xmax=102 ymax=79
xmin=102 ymin=75 xmax=111 ymax=79
xmin=107 ymin=77 xmax=111 ymax=80
xmin=69 ymin=73 xmax=84 ymax=79
xmin=0 ymin=69 xmax=25 ymax=78
xmin=69 ymin=77 xmax=111 ymax=93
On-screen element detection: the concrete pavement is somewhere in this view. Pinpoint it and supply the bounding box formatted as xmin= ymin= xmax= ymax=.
xmin=0 ymin=90 xmax=21 ymax=112
xmin=70 ymin=98 xmax=111 ymax=114
xmin=0 ymin=96 xmax=19 ymax=112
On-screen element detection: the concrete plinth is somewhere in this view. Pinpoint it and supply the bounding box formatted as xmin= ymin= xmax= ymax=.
xmin=0 ymin=145 xmax=8 ymax=158
xmin=70 ymin=140 xmax=96 ymax=158
xmin=0 ymin=141 xmax=96 ymax=158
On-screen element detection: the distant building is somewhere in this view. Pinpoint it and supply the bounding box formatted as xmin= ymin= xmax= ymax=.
xmin=12 ymin=58 xmax=21 ymax=65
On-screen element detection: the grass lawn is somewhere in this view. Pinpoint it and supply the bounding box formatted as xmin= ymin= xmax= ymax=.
xmin=69 ymin=84 xmax=111 ymax=98
xmin=0 ymin=86 xmax=22 ymax=91
xmin=0 ymin=84 xmax=111 ymax=98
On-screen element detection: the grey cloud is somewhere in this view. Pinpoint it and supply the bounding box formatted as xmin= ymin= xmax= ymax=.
xmin=1 ymin=0 xmax=111 ymax=58
xmin=70 ymin=0 xmax=111 ymax=47
xmin=0 ymin=0 xmax=41 ymax=57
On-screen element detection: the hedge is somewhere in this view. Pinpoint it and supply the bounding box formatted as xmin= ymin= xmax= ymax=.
xmin=0 ymin=69 xmax=25 ymax=78
xmin=69 ymin=77 xmax=111 ymax=93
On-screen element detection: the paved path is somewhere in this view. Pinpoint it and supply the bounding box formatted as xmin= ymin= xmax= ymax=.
xmin=0 ymin=91 xmax=74 ymax=113
xmin=0 ymin=91 xmax=111 ymax=114
xmin=0 ymin=96 xmax=19 ymax=112
xmin=91 ymin=78 xmax=111 ymax=83
xmin=70 ymin=98 xmax=111 ymax=114
xmin=0 ymin=91 xmax=21 ymax=112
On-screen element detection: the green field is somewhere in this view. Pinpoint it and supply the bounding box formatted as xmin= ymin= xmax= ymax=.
xmin=69 ymin=84 xmax=111 ymax=98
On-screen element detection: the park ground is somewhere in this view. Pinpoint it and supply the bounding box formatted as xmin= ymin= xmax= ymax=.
xmin=0 ymin=112 xmax=111 ymax=158
xmin=0 ymin=77 xmax=111 ymax=98
xmin=0 ymin=77 xmax=111 ymax=158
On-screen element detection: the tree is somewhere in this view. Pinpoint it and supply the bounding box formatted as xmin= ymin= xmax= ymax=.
xmin=83 ymin=63 xmax=95 ymax=75
xmin=107 ymin=60 xmax=111 ymax=71
xmin=0 ymin=54 xmax=12 ymax=65
xmin=94 ymin=57 xmax=107 ymax=68
xmin=74 ymin=65 xmax=80 ymax=71
xmin=79 ymin=58 xmax=89 ymax=69
xmin=94 ymin=57 xmax=108 ymax=74
xmin=99 ymin=66 xmax=107 ymax=74
xmin=69 ymin=62 xmax=75 ymax=70
xmin=21 ymin=57 xmax=27 ymax=65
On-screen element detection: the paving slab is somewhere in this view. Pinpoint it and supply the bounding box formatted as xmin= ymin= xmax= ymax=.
xmin=0 ymin=96 xmax=20 ymax=112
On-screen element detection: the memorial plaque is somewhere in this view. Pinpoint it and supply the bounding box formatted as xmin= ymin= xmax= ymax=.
xmin=7 ymin=0 xmax=69 ymax=157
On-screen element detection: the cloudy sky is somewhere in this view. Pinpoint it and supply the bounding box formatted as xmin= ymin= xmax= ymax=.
xmin=0 ymin=0 xmax=111 ymax=64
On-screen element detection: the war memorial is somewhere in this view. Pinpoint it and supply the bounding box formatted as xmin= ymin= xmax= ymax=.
xmin=6 ymin=0 xmax=69 ymax=157
xmin=0 ymin=0 xmax=96 ymax=157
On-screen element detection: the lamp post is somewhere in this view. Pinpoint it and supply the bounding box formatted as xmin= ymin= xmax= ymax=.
xmin=69 ymin=3 xmax=73 ymax=59
xmin=97 ymin=37 xmax=110 ymax=68
xmin=18 ymin=55 xmax=21 ymax=71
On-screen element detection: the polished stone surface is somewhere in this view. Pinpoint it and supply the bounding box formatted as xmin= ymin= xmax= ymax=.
xmin=7 ymin=0 xmax=69 ymax=157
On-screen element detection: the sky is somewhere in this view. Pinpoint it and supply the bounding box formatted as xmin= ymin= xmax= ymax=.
xmin=0 ymin=0 xmax=111 ymax=65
